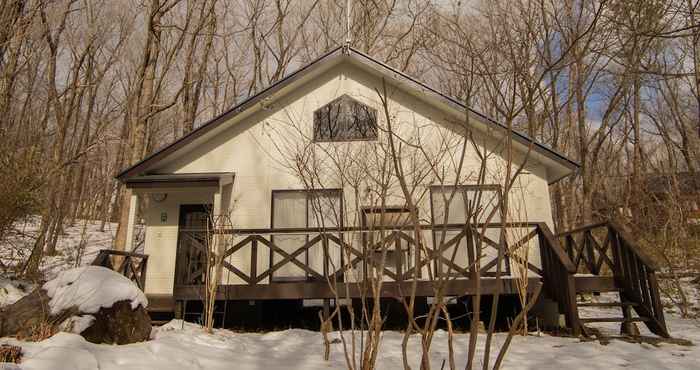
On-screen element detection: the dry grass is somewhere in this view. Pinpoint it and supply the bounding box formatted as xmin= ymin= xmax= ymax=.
xmin=0 ymin=344 xmax=22 ymax=363
xmin=16 ymin=320 xmax=56 ymax=342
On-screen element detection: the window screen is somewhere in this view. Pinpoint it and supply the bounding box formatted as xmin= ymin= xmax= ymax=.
xmin=313 ymin=95 xmax=378 ymax=141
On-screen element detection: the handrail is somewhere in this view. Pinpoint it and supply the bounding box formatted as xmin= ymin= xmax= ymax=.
xmin=175 ymin=224 xmax=541 ymax=286
xmin=608 ymin=220 xmax=659 ymax=271
xmin=178 ymin=222 xmax=542 ymax=235
xmin=537 ymin=222 xmax=581 ymax=335
xmin=91 ymin=249 xmax=149 ymax=291
xmin=537 ymin=223 xmax=576 ymax=273
xmin=558 ymin=220 xmax=669 ymax=338
xmin=94 ymin=249 xmax=149 ymax=260
xmin=555 ymin=221 xmax=608 ymax=237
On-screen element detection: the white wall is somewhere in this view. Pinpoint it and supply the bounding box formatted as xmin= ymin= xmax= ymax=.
xmin=142 ymin=61 xmax=557 ymax=291
xmin=138 ymin=188 xmax=215 ymax=295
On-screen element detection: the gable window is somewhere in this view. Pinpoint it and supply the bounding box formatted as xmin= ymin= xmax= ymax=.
xmin=313 ymin=95 xmax=378 ymax=141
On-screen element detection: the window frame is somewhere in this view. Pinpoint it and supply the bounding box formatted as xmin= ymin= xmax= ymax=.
xmin=428 ymin=184 xmax=509 ymax=278
xmin=429 ymin=184 xmax=504 ymax=226
xmin=360 ymin=205 xmax=416 ymax=278
xmin=312 ymin=94 xmax=379 ymax=143
xmin=269 ymin=189 xmax=344 ymax=282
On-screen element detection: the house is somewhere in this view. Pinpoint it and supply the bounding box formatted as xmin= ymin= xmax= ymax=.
xmin=112 ymin=46 xmax=668 ymax=336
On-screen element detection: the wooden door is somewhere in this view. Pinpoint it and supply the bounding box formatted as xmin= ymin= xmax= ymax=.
xmin=175 ymin=204 xmax=211 ymax=285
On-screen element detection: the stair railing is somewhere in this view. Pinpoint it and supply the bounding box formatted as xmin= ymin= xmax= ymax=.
xmin=91 ymin=249 xmax=149 ymax=291
xmin=557 ymin=221 xmax=669 ymax=338
xmin=536 ymin=222 xmax=581 ymax=335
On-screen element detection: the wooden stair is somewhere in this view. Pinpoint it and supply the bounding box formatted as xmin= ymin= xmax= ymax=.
xmin=577 ymin=301 xmax=638 ymax=308
xmin=146 ymin=294 xmax=176 ymax=327
xmin=577 ymin=296 xmax=648 ymax=327
xmin=579 ymin=317 xmax=649 ymax=324
xmin=538 ymin=221 xmax=670 ymax=338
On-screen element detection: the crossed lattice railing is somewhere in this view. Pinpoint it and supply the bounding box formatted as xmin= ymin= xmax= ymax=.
xmin=91 ymin=249 xmax=149 ymax=291
xmin=174 ymin=223 xmax=543 ymax=287
xmin=557 ymin=221 xmax=669 ymax=337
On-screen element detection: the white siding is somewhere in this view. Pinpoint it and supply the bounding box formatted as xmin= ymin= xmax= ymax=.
xmin=140 ymin=62 xmax=557 ymax=292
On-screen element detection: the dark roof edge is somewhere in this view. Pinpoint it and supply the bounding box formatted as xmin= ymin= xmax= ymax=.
xmin=115 ymin=46 xmax=345 ymax=181
xmin=117 ymin=44 xmax=580 ymax=182
xmin=348 ymin=48 xmax=580 ymax=171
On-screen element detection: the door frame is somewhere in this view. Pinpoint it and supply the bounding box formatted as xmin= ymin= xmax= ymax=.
xmin=174 ymin=203 xmax=212 ymax=285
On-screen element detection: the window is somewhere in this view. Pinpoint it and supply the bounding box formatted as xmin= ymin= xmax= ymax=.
xmin=430 ymin=185 xmax=507 ymax=277
xmin=313 ymin=95 xmax=378 ymax=141
xmin=362 ymin=207 xmax=414 ymax=275
xmin=431 ymin=185 xmax=502 ymax=225
xmin=271 ymin=189 xmax=343 ymax=281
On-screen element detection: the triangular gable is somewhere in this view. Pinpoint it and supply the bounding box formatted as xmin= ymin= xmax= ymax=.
xmin=117 ymin=45 xmax=579 ymax=183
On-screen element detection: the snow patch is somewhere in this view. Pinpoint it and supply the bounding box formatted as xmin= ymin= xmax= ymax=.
xmin=0 ymin=277 xmax=32 ymax=307
xmin=2 ymin=315 xmax=699 ymax=370
xmin=58 ymin=315 xmax=96 ymax=334
xmin=42 ymin=266 xmax=147 ymax=315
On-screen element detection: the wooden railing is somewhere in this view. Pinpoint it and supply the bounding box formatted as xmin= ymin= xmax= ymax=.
xmin=557 ymin=221 xmax=669 ymax=337
xmin=91 ymin=249 xmax=149 ymax=291
xmin=175 ymin=223 xmax=542 ymax=287
xmin=536 ymin=223 xmax=581 ymax=335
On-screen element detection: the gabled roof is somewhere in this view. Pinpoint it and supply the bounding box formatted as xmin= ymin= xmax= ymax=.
xmin=117 ymin=45 xmax=580 ymax=183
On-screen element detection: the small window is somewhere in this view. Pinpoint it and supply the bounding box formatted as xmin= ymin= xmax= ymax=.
xmin=313 ymin=95 xmax=378 ymax=141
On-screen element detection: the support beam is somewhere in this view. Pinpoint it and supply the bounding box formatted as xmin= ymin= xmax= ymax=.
xmin=213 ymin=191 xmax=222 ymax=219
xmin=124 ymin=193 xmax=139 ymax=251
xmin=173 ymin=278 xmax=542 ymax=301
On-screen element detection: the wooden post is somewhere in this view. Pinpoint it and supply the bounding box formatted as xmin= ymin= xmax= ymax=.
xmin=395 ymin=235 xmax=402 ymax=280
xmin=585 ymin=231 xmax=596 ymax=274
xmin=250 ymin=239 xmax=258 ymax=285
xmin=139 ymin=255 xmax=149 ymax=290
xmin=124 ymin=193 xmax=138 ymax=251
xmin=466 ymin=226 xmax=476 ymax=279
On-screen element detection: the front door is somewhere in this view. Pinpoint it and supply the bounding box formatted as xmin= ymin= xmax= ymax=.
xmin=175 ymin=204 xmax=211 ymax=285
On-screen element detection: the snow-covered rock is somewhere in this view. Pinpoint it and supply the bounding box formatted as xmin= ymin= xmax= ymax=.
xmin=43 ymin=266 xmax=147 ymax=315
xmin=0 ymin=266 xmax=150 ymax=344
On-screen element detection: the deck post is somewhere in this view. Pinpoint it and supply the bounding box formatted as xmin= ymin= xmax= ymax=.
xmin=124 ymin=193 xmax=139 ymax=251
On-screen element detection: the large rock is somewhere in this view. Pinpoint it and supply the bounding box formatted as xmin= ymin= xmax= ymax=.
xmin=81 ymin=300 xmax=151 ymax=344
xmin=0 ymin=266 xmax=150 ymax=344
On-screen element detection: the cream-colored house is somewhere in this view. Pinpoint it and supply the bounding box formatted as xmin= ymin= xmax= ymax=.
xmin=117 ymin=45 xmax=581 ymax=320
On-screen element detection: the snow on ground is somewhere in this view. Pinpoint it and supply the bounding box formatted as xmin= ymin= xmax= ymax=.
xmin=0 ymin=218 xmax=143 ymax=281
xmin=1 ymin=316 xmax=698 ymax=370
xmin=1 ymin=221 xmax=699 ymax=369
xmin=43 ymin=266 xmax=148 ymax=315
xmin=0 ymin=277 xmax=33 ymax=307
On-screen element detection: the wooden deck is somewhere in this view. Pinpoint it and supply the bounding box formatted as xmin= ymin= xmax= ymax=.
xmin=94 ymin=221 xmax=669 ymax=337
xmin=172 ymin=277 xmax=543 ymax=300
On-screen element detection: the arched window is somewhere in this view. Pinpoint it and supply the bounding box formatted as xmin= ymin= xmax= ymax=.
xmin=313 ymin=95 xmax=378 ymax=141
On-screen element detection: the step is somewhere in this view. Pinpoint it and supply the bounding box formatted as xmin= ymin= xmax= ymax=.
xmin=580 ymin=317 xmax=650 ymax=324
xmin=577 ymin=302 xmax=638 ymax=308
xmin=146 ymin=294 xmax=175 ymax=313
